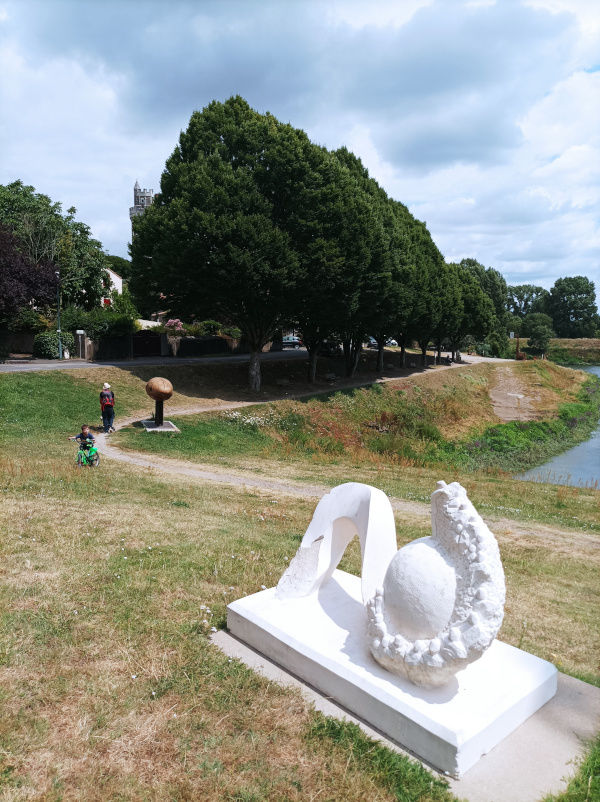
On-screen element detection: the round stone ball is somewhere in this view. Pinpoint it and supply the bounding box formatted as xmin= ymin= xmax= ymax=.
xmin=145 ymin=377 xmax=173 ymax=401
xmin=382 ymin=537 xmax=456 ymax=641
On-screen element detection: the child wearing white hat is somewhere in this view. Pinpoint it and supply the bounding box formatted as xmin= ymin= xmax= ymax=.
xmin=100 ymin=382 xmax=115 ymax=433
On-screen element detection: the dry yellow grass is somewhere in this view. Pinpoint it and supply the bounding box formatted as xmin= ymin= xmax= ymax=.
xmin=0 ymin=453 xmax=598 ymax=799
xmin=0 ymin=466 xmax=411 ymax=800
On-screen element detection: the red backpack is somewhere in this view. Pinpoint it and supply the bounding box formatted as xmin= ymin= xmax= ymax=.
xmin=100 ymin=391 xmax=114 ymax=410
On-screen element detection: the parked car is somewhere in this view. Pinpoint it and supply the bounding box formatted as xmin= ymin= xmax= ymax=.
xmin=282 ymin=335 xmax=303 ymax=349
xmin=367 ymin=337 xmax=398 ymax=348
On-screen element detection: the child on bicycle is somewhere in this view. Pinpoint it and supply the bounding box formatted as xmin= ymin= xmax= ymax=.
xmin=68 ymin=424 xmax=95 ymax=449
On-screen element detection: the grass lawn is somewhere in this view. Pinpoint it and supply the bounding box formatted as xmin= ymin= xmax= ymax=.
xmin=0 ymin=362 xmax=598 ymax=799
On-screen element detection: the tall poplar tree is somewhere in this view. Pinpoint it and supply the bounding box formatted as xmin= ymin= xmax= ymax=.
xmin=131 ymin=97 xmax=301 ymax=392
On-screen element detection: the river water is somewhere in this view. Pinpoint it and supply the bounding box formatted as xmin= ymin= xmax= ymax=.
xmin=516 ymin=366 xmax=600 ymax=489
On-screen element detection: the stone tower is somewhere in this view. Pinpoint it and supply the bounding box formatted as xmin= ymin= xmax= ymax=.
xmin=129 ymin=180 xmax=154 ymax=232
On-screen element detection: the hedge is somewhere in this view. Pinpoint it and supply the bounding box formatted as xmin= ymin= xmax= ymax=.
xmin=33 ymin=331 xmax=75 ymax=359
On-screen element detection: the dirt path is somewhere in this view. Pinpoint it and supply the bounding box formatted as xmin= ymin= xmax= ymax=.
xmin=489 ymin=366 xmax=536 ymax=421
xmin=96 ymin=396 xmax=600 ymax=559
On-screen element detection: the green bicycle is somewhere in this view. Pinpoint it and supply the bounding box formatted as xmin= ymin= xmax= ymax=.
xmin=76 ymin=443 xmax=100 ymax=467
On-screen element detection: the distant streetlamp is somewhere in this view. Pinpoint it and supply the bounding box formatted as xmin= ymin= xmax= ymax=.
xmin=55 ymin=270 xmax=63 ymax=360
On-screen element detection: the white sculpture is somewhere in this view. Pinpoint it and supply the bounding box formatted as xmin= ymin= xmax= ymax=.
xmin=276 ymin=480 xmax=505 ymax=687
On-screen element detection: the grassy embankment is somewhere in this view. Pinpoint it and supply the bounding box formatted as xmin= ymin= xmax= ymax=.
xmin=115 ymin=360 xmax=600 ymax=529
xmin=507 ymin=337 xmax=600 ymax=365
xmin=0 ymin=360 xmax=598 ymax=800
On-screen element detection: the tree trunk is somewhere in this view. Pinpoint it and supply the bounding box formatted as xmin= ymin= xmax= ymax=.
xmin=400 ymin=340 xmax=406 ymax=368
xmin=436 ymin=342 xmax=442 ymax=364
xmin=343 ymin=340 xmax=352 ymax=376
xmin=376 ymin=339 xmax=385 ymax=374
xmin=421 ymin=344 xmax=427 ymax=367
xmin=248 ymin=350 xmax=262 ymax=393
xmin=307 ymin=347 xmax=319 ymax=383
xmin=348 ymin=337 xmax=362 ymax=377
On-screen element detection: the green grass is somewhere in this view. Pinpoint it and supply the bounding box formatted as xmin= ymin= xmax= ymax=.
xmin=307 ymin=714 xmax=456 ymax=802
xmin=0 ymin=371 xmax=139 ymax=459
xmin=544 ymin=735 xmax=600 ymax=801
xmin=507 ymin=338 xmax=600 ymax=366
xmin=125 ymin=415 xmax=273 ymax=460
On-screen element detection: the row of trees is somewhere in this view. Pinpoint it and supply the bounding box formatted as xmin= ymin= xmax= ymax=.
xmin=131 ymin=97 xmax=510 ymax=391
xmin=507 ymin=278 xmax=599 ymax=340
xmin=2 ymin=103 xmax=596 ymax=380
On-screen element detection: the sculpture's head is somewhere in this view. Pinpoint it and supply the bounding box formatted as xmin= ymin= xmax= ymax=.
xmin=146 ymin=377 xmax=174 ymax=401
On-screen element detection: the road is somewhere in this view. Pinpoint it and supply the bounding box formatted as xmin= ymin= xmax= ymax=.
xmin=0 ymin=349 xmax=309 ymax=373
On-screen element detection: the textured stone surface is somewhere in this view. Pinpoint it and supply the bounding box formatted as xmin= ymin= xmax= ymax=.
xmin=145 ymin=376 xmax=173 ymax=400
xmin=368 ymin=480 xmax=506 ymax=687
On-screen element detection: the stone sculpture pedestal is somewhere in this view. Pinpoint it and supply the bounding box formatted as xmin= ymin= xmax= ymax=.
xmin=143 ymin=377 xmax=179 ymax=432
xmin=141 ymin=420 xmax=180 ymax=433
xmin=228 ymin=570 xmax=557 ymax=777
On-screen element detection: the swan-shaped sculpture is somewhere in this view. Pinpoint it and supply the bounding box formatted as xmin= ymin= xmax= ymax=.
xmin=276 ymin=480 xmax=505 ymax=687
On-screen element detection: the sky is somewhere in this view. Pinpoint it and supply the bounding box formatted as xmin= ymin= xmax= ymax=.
xmin=0 ymin=0 xmax=598 ymax=294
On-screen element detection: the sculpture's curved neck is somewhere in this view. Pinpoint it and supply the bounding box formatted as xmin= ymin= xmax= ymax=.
xmin=276 ymin=482 xmax=398 ymax=602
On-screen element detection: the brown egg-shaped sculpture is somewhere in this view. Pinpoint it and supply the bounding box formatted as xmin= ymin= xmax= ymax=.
xmin=145 ymin=377 xmax=173 ymax=401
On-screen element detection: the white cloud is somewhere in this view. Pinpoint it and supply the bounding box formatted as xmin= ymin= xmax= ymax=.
xmin=327 ymin=0 xmax=434 ymax=29
xmin=0 ymin=37 xmax=171 ymax=255
xmin=519 ymin=70 xmax=600 ymax=158
xmin=0 ymin=0 xmax=598 ymax=292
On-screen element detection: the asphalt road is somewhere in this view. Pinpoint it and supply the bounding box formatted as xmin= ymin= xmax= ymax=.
xmin=0 ymin=349 xmax=308 ymax=373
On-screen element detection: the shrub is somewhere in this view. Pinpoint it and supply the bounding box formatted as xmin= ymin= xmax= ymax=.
xmin=221 ymin=324 xmax=242 ymax=339
xmin=165 ymin=318 xmax=185 ymax=334
xmin=84 ymin=309 xmax=136 ymax=340
xmin=33 ymin=330 xmax=75 ymax=359
xmin=527 ymin=324 xmax=553 ymax=354
xmin=60 ymin=305 xmax=90 ymax=333
xmin=108 ymin=286 xmax=139 ymax=318
xmin=6 ymin=308 xmax=49 ymax=333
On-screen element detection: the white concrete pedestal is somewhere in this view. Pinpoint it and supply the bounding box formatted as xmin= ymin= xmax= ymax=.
xmin=227 ymin=570 xmax=557 ymax=777
xmin=141 ymin=420 xmax=180 ymax=432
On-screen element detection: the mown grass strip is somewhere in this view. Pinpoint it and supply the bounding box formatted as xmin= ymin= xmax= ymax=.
xmin=306 ymin=713 xmax=456 ymax=802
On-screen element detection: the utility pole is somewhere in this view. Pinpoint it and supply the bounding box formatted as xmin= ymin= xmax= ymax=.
xmin=55 ymin=270 xmax=63 ymax=360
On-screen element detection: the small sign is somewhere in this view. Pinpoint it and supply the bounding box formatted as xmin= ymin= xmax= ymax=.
xmin=509 ymin=332 xmax=514 ymax=339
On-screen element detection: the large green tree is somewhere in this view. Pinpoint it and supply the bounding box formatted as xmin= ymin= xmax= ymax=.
xmin=0 ymin=181 xmax=108 ymax=309
xmin=290 ymin=148 xmax=377 ymax=381
xmin=0 ymin=224 xmax=56 ymax=325
xmin=105 ymin=254 xmax=132 ymax=282
xmin=440 ymin=263 xmax=494 ymax=359
xmin=548 ymin=276 xmax=598 ymax=338
xmin=131 ymin=97 xmax=303 ymax=392
xmin=460 ymin=258 xmax=509 ymax=356
xmin=507 ymin=284 xmax=549 ymax=317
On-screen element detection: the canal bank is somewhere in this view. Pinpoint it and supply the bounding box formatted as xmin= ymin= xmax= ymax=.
xmin=517 ymin=366 xmax=600 ymax=489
